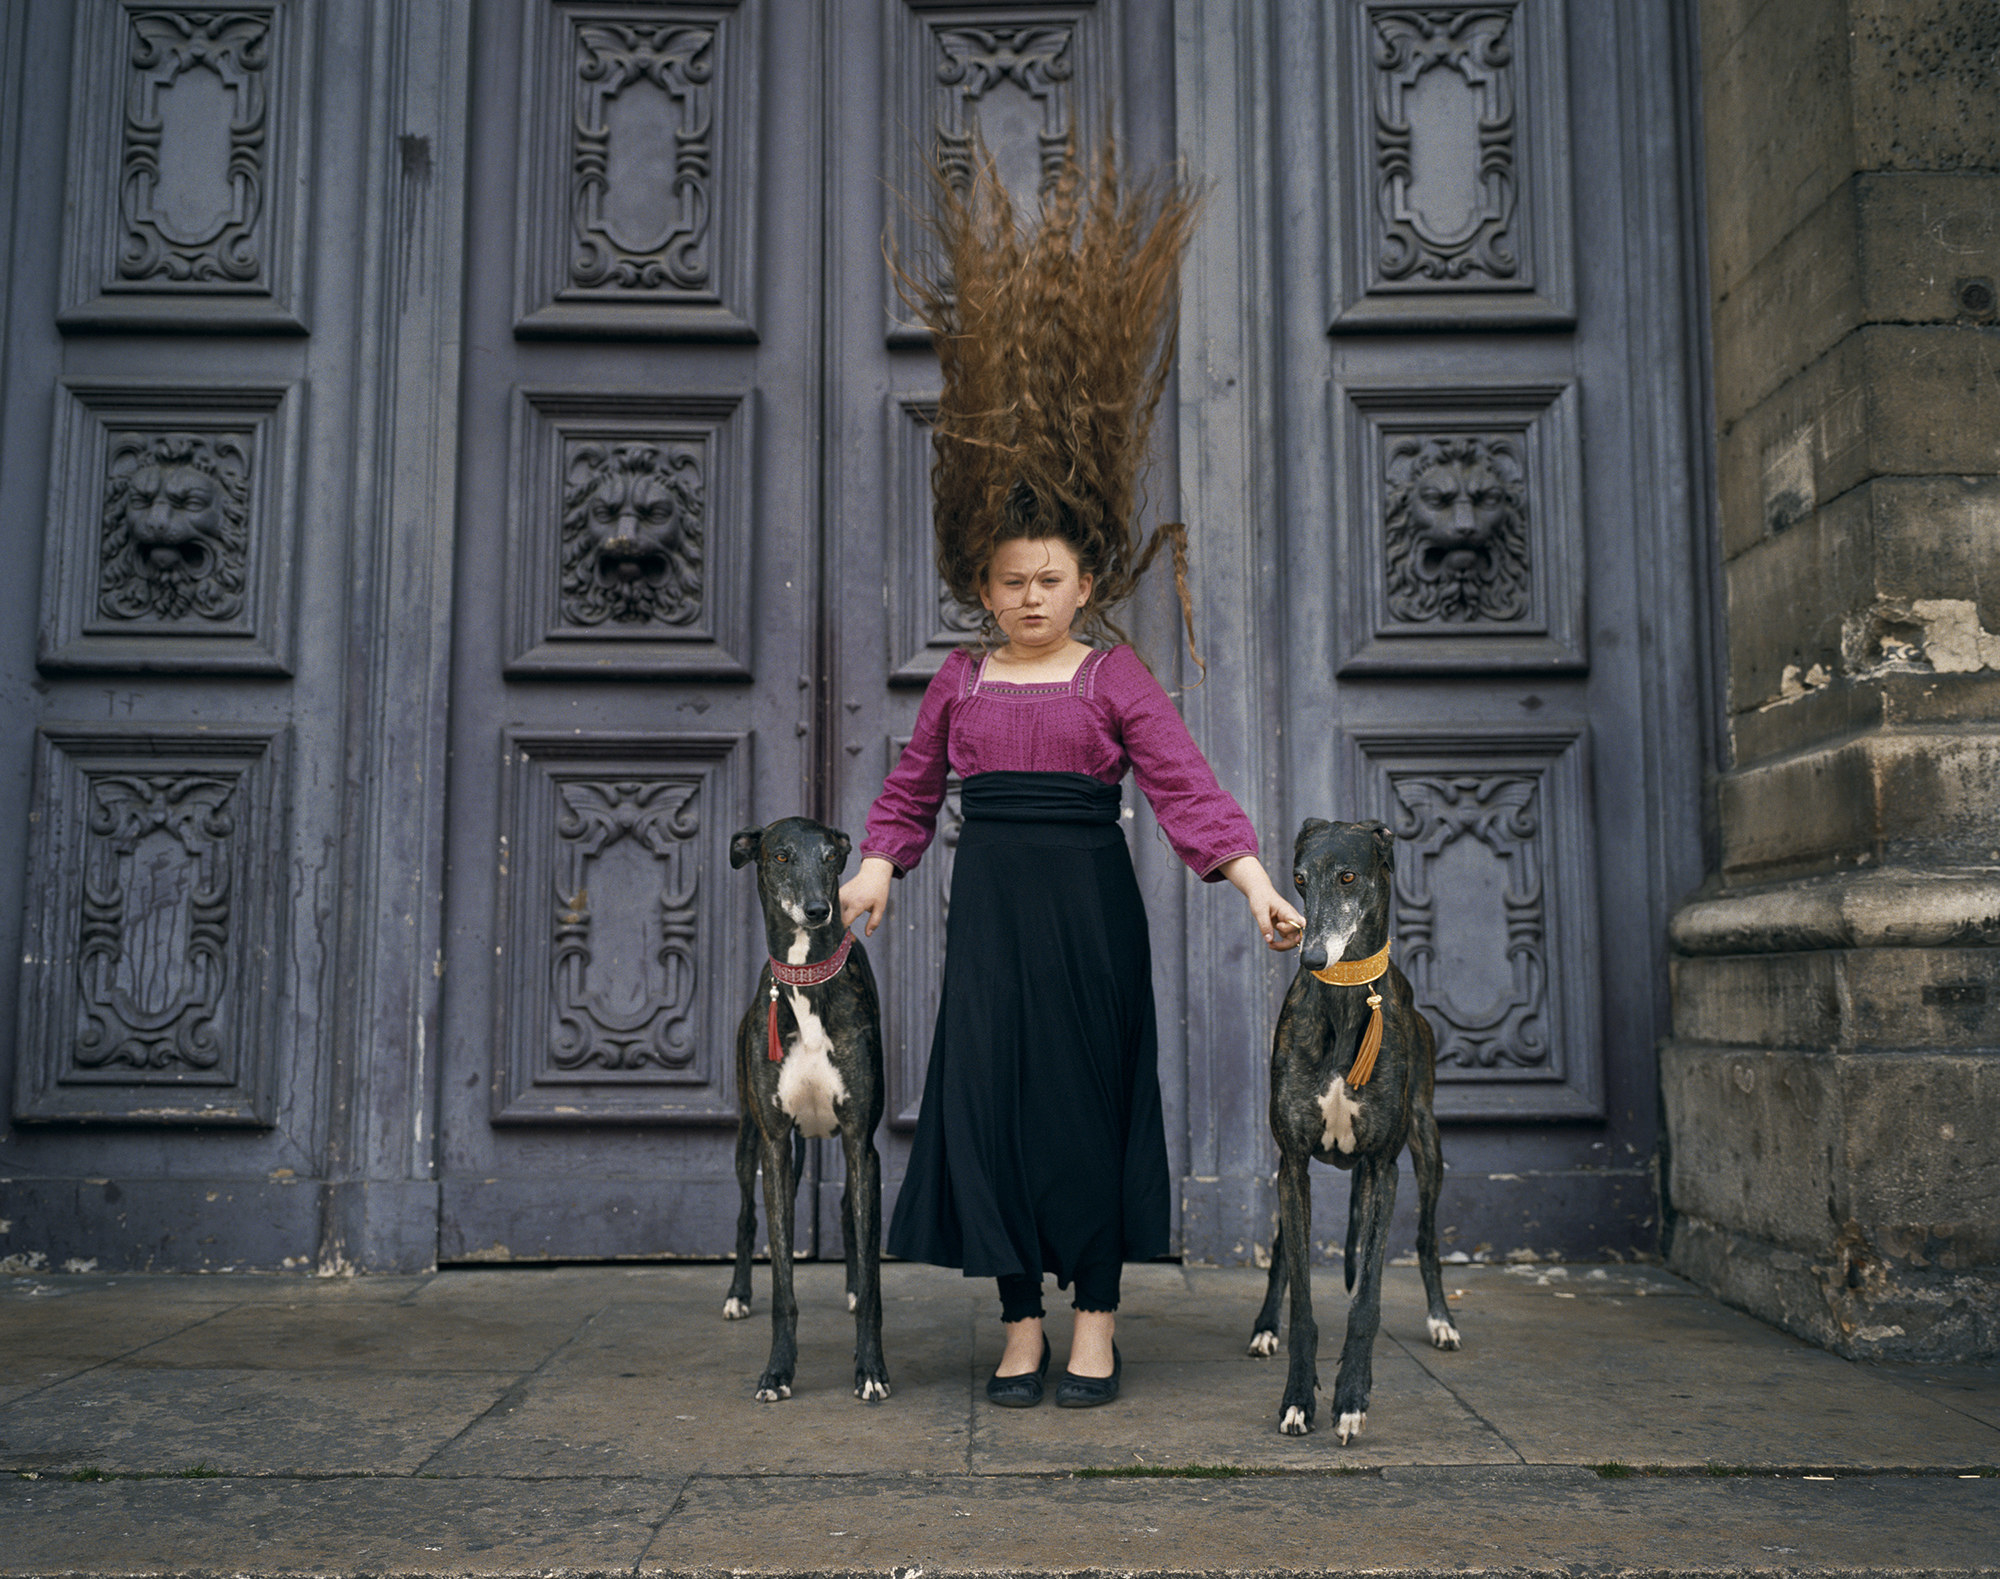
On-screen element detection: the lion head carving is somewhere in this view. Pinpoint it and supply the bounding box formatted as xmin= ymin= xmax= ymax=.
xmin=99 ymin=432 xmax=252 ymax=623
xmin=561 ymin=441 xmax=705 ymax=627
xmin=1382 ymin=434 xmax=1530 ymax=624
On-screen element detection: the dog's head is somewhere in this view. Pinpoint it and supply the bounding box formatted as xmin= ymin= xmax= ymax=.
xmin=731 ymin=818 xmax=853 ymax=955
xmin=1289 ymin=819 xmax=1395 ymax=973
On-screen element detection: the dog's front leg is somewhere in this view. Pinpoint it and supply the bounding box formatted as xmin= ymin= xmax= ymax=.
xmin=1249 ymin=1223 xmax=1285 ymax=1357
xmin=723 ymin=1112 xmax=758 ymax=1320
xmin=755 ymin=1128 xmax=799 ymax=1401
xmin=1332 ymin=1150 xmax=1398 ymax=1442
xmin=842 ymin=1125 xmax=891 ymax=1401
xmin=1275 ymin=1154 xmax=1318 ymax=1434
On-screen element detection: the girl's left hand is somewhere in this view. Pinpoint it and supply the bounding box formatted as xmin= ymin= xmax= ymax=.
xmin=1216 ymin=856 xmax=1305 ymax=952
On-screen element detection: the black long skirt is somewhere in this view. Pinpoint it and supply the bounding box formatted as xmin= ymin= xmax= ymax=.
xmin=886 ymin=771 xmax=1170 ymax=1288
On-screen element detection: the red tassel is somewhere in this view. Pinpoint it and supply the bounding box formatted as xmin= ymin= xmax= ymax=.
xmin=767 ymin=987 xmax=783 ymax=1062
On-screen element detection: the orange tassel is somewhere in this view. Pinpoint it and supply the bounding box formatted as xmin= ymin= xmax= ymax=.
xmin=1349 ymin=991 xmax=1384 ymax=1088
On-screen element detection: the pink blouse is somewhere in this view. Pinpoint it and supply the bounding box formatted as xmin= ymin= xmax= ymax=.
xmin=860 ymin=645 xmax=1259 ymax=881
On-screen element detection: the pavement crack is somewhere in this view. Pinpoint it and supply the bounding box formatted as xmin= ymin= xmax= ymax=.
xmin=407 ymin=1302 xmax=610 ymax=1478
xmin=1388 ymin=1329 xmax=1527 ymax=1464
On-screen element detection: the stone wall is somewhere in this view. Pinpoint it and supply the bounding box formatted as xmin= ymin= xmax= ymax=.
xmin=1665 ymin=0 xmax=2000 ymax=1360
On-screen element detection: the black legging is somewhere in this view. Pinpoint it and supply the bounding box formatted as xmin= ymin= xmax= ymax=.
xmin=998 ymin=1263 xmax=1121 ymax=1323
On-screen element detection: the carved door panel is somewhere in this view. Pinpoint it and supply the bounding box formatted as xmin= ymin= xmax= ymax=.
xmin=435 ymin=0 xmax=816 ymax=1260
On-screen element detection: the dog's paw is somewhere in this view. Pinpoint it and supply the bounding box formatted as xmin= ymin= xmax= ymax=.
xmin=1336 ymin=1410 xmax=1366 ymax=1444
xmin=1426 ymin=1315 xmax=1461 ymax=1350
xmin=1279 ymin=1404 xmax=1313 ymax=1436
xmin=855 ymin=1375 xmax=891 ymax=1402
xmin=754 ymin=1380 xmax=792 ymax=1402
xmin=722 ymin=1296 xmax=751 ymax=1321
xmin=847 ymin=1291 xmax=858 ymax=1313
xmin=1248 ymin=1328 xmax=1280 ymax=1358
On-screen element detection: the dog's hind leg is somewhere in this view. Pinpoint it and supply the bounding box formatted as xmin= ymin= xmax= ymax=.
xmin=754 ymin=1129 xmax=800 ymax=1401
xmin=1331 ymin=1151 xmax=1398 ymax=1443
xmin=841 ymin=1125 xmax=891 ymax=1401
xmin=1408 ymin=1100 xmax=1460 ymax=1350
xmin=1275 ymin=1156 xmax=1318 ymax=1434
xmin=723 ymin=1113 xmax=758 ymax=1320
xmin=1249 ymin=1223 xmax=1284 ymax=1357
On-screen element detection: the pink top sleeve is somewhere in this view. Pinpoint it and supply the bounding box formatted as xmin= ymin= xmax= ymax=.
xmin=857 ymin=648 xmax=967 ymax=874
xmin=1096 ymin=645 xmax=1259 ymax=882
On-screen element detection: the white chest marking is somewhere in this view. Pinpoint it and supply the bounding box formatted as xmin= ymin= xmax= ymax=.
xmin=785 ymin=928 xmax=810 ymax=965
xmin=1319 ymin=1073 xmax=1362 ymax=1155
xmin=777 ymin=987 xmax=847 ymax=1139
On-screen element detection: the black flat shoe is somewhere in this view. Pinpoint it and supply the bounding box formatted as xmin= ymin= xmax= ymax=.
xmin=985 ymin=1335 xmax=1052 ymax=1407
xmin=1055 ymin=1343 xmax=1121 ymax=1408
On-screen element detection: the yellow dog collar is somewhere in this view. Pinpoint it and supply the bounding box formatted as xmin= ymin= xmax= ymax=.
xmin=1309 ymin=940 xmax=1391 ymax=1087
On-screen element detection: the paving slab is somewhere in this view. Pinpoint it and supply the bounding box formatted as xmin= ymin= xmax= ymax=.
xmin=0 ymin=1259 xmax=1995 ymax=1578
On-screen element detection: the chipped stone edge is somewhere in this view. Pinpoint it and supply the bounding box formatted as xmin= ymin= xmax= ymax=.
xmin=1671 ymin=867 xmax=2000 ymax=955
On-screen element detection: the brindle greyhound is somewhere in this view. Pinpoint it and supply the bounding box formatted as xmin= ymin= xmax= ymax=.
xmin=723 ymin=818 xmax=890 ymax=1404
xmin=1249 ymin=818 xmax=1460 ymax=1441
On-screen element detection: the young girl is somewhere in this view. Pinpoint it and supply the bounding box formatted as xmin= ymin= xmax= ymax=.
xmin=840 ymin=138 xmax=1301 ymax=1406
xmin=839 ymin=530 xmax=1302 ymax=1407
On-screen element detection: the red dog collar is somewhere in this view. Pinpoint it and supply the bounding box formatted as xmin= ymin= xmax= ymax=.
xmin=766 ymin=932 xmax=855 ymax=1062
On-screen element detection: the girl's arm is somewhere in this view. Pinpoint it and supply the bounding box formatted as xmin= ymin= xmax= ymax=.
xmin=841 ymin=651 xmax=964 ymax=933
xmin=1216 ymin=854 xmax=1304 ymax=951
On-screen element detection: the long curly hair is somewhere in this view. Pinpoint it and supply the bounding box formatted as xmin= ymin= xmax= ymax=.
xmin=896 ymin=134 xmax=1204 ymax=672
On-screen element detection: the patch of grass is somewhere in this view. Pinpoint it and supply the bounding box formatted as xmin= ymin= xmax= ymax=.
xmin=67 ymin=1466 xmax=112 ymax=1482
xmin=1705 ymin=1462 xmax=1749 ymax=1477
xmin=1074 ymin=1463 xmax=1371 ymax=1480
xmin=1594 ymin=1461 xmax=1634 ymax=1479
xmin=63 ymin=1464 xmax=223 ymax=1483
xmin=179 ymin=1463 xmax=219 ymax=1478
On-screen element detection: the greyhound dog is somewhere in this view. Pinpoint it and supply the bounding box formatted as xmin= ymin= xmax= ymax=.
xmin=1249 ymin=818 xmax=1460 ymax=1442
xmin=723 ymin=818 xmax=890 ymax=1404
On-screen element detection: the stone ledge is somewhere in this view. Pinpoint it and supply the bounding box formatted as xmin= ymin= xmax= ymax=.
xmin=1673 ymin=866 xmax=2000 ymax=954
xmin=1670 ymin=1212 xmax=2000 ymax=1362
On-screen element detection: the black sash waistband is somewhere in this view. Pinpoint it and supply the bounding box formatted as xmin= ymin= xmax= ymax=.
xmin=960 ymin=771 xmax=1122 ymax=825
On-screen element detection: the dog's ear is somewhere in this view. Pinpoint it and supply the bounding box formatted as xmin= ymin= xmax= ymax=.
xmin=729 ymin=825 xmax=764 ymax=870
xmin=1367 ymin=819 xmax=1396 ymax=871
xmin=829 ymin=827 xmax=852 ymax=866
xmin=1295 ymin=817 xmax=1330 ymax=855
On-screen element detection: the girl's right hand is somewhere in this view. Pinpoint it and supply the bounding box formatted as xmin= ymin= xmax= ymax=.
xmin=840 ymin=855 xmax=897 ymax=936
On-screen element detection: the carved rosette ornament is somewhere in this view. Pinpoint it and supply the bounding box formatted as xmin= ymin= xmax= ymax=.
xmin=1389 ymin=773 xmax=1548 ymax=1071
xmin=560 ymin=440 xmax=705 ymax=628
xmin=1370 ymin=6 xmax=1519 ymax=283
xmin=1383 ymin=433 xmax=1530 ymax=623
xmin=549 ymin=778 xmax=702 ymax=1071
xmin=98 ymin=431 xmax=252 ymax=623
xmin=570 ymin=22 xmax=715 ymax=293
xmin=74 ymin=772 xmax=236 ymax=1072
xmin=933 ymin=25 xmax=1076 ymax=197
xmin=119 ymin=8 xmax=270 ymax=284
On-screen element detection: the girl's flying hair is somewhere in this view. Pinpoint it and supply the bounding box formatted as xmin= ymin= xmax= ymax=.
xmin=895 ymin=133 xmax=1204 ymax=675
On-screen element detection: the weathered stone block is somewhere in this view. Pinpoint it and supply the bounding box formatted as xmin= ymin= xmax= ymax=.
xmin=1718 ymin=328 xmax=2000 ymax=563
xmin=1850 ymin=0 xmax=2000 ymax=175
xmin=1661 ymin=1042 xmax=1840 ymax=1250
xmin=1840 ymin=1052 xmax=2000 ymax=1268
xmin=1671 ymin=954 xmax=1845 ymax=1049
xmin=1718 ymin=728 xmax=2000 ymax=879
xmin=1731 ymin=671 xmax=2000 ymax=767
xmin=1713 ymin=174 xmax=2000 ymax=425
xmin=1842 ymin=948 xmax=2000 ymax=1050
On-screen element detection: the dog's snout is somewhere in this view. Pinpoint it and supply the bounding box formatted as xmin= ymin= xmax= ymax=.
xmin=804 ymin=900 xmax=832 ymax=925
xmin=1300 ymin=942 xmax=1328 ymax=971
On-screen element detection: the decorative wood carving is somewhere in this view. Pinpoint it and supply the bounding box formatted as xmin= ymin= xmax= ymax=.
xmin=879 ymin=736 xmax=961 ymax=1129
xmin=14 ymin=727 xmax=288 ymax=1125
xmin=494 ymin=731 xmax=750 ymax=1122
xmin=40 ymin=380 xmax=298 ymax=674
xmin=560 ymin=440 xmax=705 ymax=628
xmin=884 ymin=1 xmax=1121 ymax=346
xmin=1334 ymin=380 xmax=1583 ymax=674
xmin=99 ymin=430 xmax=252 ymax=623
xmin=1382 ymin=433 xmax=1530 ymax=625
xmin=118 ymin=8 xmax=270 ymax=286
xmin=516 ymin=1 xmax=759 ymax=340
xmin=1330 ymin=0 xmax=1572 ymax=331
xmin=569 ymin=20 xmax=715 ymax=293
xmin=507 ymin=388 xmax=752 ymax=677
xmin=59 ymin=0 xmax=309 ymax=331
xmin=1344 ymin=725 xmax=1601 ymax=1121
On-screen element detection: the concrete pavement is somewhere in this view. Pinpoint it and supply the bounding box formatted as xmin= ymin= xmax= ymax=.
xmin=1 ymin=1258 xmax=1995 ymax=1576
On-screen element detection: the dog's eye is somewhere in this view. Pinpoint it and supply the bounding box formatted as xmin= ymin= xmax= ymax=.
xmin=1292 ymin=873 xmax=1305 ymax=890
xmin=774 ymin=852 xmax=789 ymax=863
xmin=1339 ymin=871 xmax=1355 ymax=884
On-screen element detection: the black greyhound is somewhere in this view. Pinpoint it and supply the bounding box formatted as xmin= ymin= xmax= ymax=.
xmin=723 ymin=818 xmax=891 ymax=1404
xmin=1249 ymin=818 xmax=1459 ymax=1441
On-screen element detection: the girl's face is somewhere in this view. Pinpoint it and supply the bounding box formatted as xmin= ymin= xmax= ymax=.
xmin=979 ymin=537 xmax=1094 ymax=653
